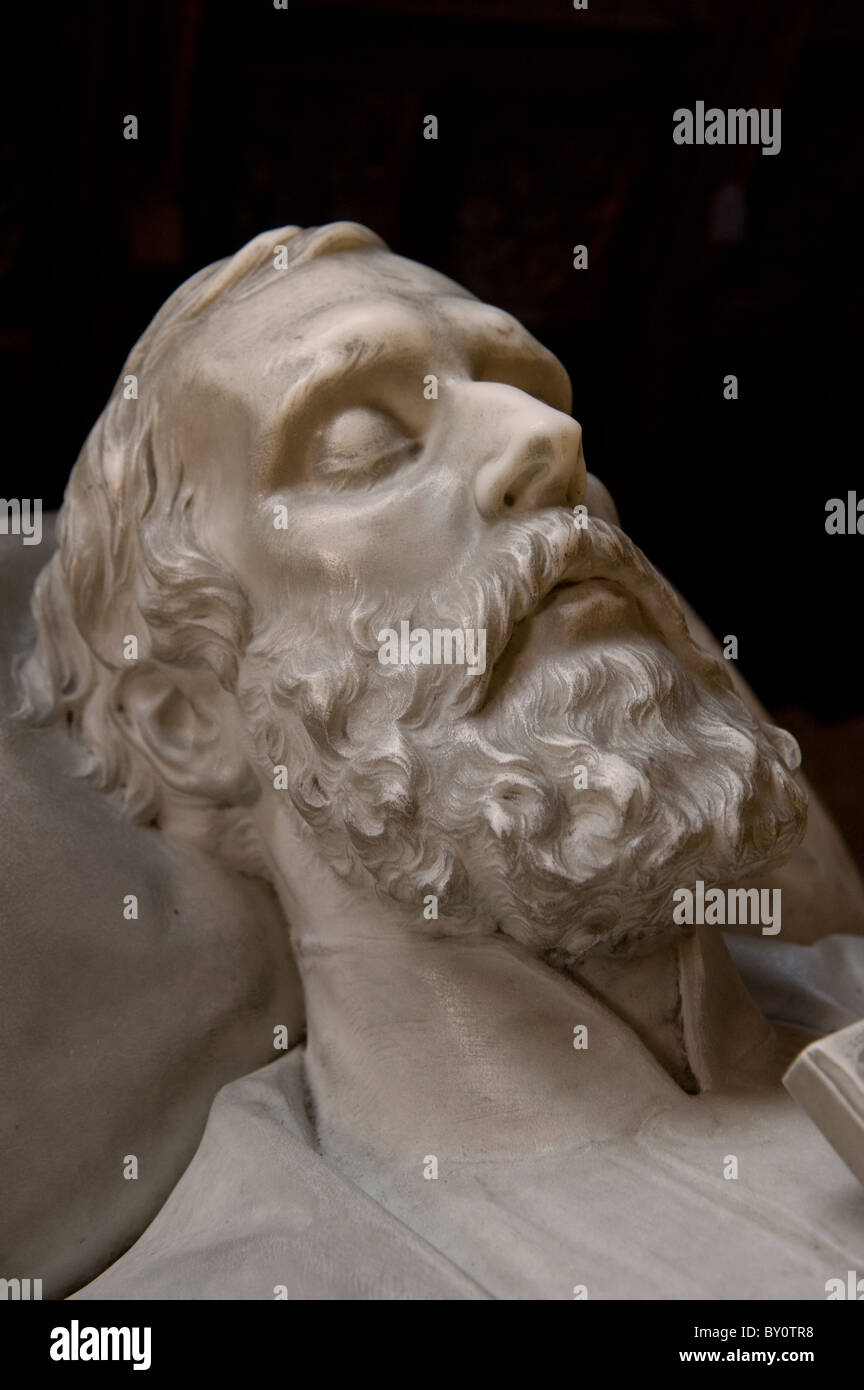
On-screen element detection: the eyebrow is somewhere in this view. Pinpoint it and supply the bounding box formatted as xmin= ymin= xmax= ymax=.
xmin=453 ymin=306 xmax=572 ymax=408
xmin=278 ymin=291 xmax=566 ymax=418
xmin=276 ymin=313 xmax=433 ymax=431
xmin=285 ymin=339 xmax=413 ymax=420
xmin=257 ymin=299 xmax=572 ymax=487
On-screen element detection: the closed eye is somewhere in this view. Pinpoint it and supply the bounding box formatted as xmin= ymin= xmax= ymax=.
xmin=308 ymin=405 xmax=420 ymax=487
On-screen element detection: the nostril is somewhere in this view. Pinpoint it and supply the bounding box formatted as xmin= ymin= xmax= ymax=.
xmin=502 ymin=491 xmax=516 ymax=508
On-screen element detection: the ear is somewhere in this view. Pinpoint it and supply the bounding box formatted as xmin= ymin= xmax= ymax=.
xmin=113 ymin=663 xmax=260 ymax=806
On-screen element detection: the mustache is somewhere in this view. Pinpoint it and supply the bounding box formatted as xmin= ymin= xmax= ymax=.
xmin=352 ymin=509 xmax=732 ymax=722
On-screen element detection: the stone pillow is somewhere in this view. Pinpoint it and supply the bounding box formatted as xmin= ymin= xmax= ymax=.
xmin=0 ymin=524 xmax=304 ymax=1299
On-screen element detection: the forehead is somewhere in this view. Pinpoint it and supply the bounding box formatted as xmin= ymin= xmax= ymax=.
xmin=176 ymin=247 xmax=565 ymax=410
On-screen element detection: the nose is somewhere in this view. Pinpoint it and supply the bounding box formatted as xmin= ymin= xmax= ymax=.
xmin=470 ymin=383 xmax=587 ymax=520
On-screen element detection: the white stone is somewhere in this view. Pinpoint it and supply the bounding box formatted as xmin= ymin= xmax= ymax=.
xmin=5 ymin=222 xmax=864 ymax=1299
xmin=785 ymin=1021 xmax=864 ymax=1189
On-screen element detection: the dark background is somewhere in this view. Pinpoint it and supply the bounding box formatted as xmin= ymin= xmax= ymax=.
xmin=3 ymin=0 xmax=862 ymax=856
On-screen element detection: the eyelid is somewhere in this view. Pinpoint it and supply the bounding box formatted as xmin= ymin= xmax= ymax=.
xmin=317 ymin=403 xmax=414 ymax=452
xmin=310 ymin=404 xmax=420 ymax=484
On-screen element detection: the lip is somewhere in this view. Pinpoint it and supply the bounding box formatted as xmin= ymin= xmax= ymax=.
xmin=541 ymin=575 xmax=622 ymax=608
xmin=489 ymin=577 xmax=633 ymax=686
xmin=479 ymin=562 xmax=649 ymax=712
xmin=481 ymin=516 xmax=733 ymax=706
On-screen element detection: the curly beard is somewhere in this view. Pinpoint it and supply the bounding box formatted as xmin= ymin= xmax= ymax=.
xmin=237 ymin=512 xmax=806 ymax=960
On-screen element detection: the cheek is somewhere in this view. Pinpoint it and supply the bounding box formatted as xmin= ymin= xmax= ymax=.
xmin=262 ymin=495 xmax=468 ymax=603
xmin=241 ymin=407 xmax=490 ymax=608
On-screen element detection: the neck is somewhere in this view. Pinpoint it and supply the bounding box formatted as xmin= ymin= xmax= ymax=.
xmin=255 ymin=798 xmax=777 ymax=1174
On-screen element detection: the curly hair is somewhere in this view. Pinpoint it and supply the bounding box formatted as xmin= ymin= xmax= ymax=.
xmin=15 ymin=222 xmax=385 ymax=876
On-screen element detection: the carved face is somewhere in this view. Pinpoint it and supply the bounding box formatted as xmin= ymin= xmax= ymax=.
xmin=154 ymin=246 xmax=804 ymax=957
xmin=170 ymin=247 xmax=713 ymax=723
xmin=21 ymin=231 xmax=805 ymax=958
xmin=174 ymin=248 xmax=586 ymax=626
